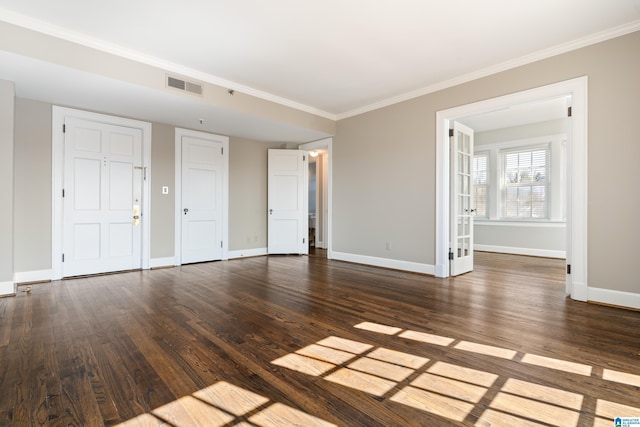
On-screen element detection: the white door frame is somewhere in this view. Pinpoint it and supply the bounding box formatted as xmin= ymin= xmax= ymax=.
xmin=299 ymin=138 xmax=333 ymax=259
xmin=52 ymin=106 xmax=152 ymax=280
xmin=174 ymin=128 xmax=229 ymax=265
xmin=435 ymin=77 xmax=588 ymax=301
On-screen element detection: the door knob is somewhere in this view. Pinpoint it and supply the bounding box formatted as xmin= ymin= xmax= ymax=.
xmin=184 ymin=208 xmax=189 ymax=215
xmin=269 ymin=209 xmax=273 ymax=215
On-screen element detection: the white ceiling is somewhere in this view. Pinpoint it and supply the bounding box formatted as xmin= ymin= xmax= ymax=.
xmin=1 ymin=1 xmax=639 ymax=139
xmin=457 ymin=97 xmax=569 ymax=132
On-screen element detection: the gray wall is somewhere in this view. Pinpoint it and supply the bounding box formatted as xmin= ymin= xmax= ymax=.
xmin=14 ymin=98 xmax=51 ymax=272
xmin=149 ymin=122 xmax=175 ymax=259
xmin=0 ymin=80 xmax=14 ymax=288
xmin=229 ymin=138 xmax=283 ymax=251
xmin=334 ymin=31 xmax=640 ymax=294
xmin=474 ymin=224 xmax=565 ymax=254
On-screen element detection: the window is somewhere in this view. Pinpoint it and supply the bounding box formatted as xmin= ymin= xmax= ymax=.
xmin=472 ymin=153 xmax=489 ymax=218
xmin=502 ymin=146 xmax=549 ymax=219
xmin=473 ymin=135 xmax=565 ymax=222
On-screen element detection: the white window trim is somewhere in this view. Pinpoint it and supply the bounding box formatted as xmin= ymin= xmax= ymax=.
xmin=475 ymin=134 xmax=565 ymax=223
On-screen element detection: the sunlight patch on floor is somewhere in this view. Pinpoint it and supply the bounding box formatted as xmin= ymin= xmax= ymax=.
xmin=354 ymin=321 xmax=402 ymax=335
xmin=390 ymin=385 xmax=475 ymax=422
xmin=367 ymin=347 xmax=429 ymax=370
xmin=398 ymin=330 xmax=455 ymax=346
xmin=325 ymin=368 xmax=398 ymax=396
xmin=428 ymin=362 xmax=499 ymax=388
xmin=316 ymin=336 xmax=373 ymax=354
xmin=271 ymin=353 xmax=335 ymax=376
xmin=117 ymin=381 xmax=337 ymax=427
xmin=194 ymin=381 xmax=269 ymax=416
xmin=249 ymin=402 xmax=337 ymax=427
xmin=602 ymin=369 xmax=640 ymax=387
xmin=521 ymin=353 xmax=592 ymax=376
xmin=454 ymin=340 xmax=517 ymax=360
xmin=269 ymin=320 xmax=640 ymax=425
xmin=152 ymin=396 xmax=235 ymax=426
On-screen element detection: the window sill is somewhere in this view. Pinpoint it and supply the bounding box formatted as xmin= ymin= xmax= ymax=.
xmin=474 ymin=219 xmax=566 ymax=228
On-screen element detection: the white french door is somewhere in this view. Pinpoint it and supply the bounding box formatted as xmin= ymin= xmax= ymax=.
xmin=450 ymin=121 xmax=475 ymax=276
xmin=62 ymin=117 xmax=143 ymax=277
xmin=267 ymin=149 xmax=308 ymax=255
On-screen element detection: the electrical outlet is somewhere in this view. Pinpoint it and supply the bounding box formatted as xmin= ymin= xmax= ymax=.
xmin=162 ymin=186 xmax=169 ymax=195
xmin=385 ymin=241 xmax=391 ymax=251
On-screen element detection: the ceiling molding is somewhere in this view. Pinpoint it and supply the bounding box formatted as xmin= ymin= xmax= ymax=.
xmin=336 ymin=19 xmax=640 ymax=120
xmin=0 ymin=8 xmax=338 ymax=121
xmin=2 ymin=8 xmax=638 ymax=122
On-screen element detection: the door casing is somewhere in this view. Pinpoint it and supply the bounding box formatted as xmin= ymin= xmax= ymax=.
xmin=435 ymin=77 xmax=588 ymax=301
xmin=174 ymin=128 xmax=229 ymax=265
xmin=267 ymin=149 xmax=308 ymax=255
xmin=52 ymin=106 xmax=152 ymax=280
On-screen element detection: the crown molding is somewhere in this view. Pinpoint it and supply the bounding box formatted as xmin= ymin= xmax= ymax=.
xmin=2 ymin=8 xmax=638 ymax=122
xmin=337 ymin=19 xmax=640 ymax=120
xmin=0 ymin=8 xmax=338 ymax=121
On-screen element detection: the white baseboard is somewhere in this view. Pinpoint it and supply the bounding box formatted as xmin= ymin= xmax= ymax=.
xmin=228 ymin=247 xmax=268 ymax=259
xmin=475 ymin=244 xmax=566 ymax=259
xmin=14 ymin=269 xmax=53 ymax=284
xmin=331 ymin=251 xmax=435 ymax=275
xmin=571 ymin=281 xmax=589 ymax=302
xmin=0 ymin=281 xmax=16 ymax=296
xmin=150 ymin=257 xmax=176 ymax=268
xmin=588 ymin=287 xmax=640 ymax=310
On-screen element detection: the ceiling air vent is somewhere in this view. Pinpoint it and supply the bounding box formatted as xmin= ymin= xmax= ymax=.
xmin=166 ymin=75 xmax=203 ymax=96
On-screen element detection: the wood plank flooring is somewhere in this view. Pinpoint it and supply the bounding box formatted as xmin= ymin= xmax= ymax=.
xmin=1 ymin=251 xmax=639 ymax=426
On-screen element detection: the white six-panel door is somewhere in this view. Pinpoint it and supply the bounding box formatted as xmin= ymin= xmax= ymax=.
xmin=62 ymin=117 xmax=143 ymax=277
xmin=268 ymin=149 xmax=308 ymax=255
xmin=180 ymin=134 xmax=224 ymax=264
xmin=450 ymin=121 xmax=475 ymax=276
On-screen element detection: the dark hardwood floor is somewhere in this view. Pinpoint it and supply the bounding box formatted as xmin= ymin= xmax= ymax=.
xmin=1 ymin=252 xmax=639 ymax=426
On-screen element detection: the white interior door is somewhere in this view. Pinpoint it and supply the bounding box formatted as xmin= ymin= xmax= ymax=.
xmin=450 ymin=121 xmax=474 ymax=276
xmin=268 ymin=149 xmax=308 ymax=255
xmin=181 ymin=135 xmax=224 ymax=264
xmin=62 ymin=117 xmax=143 ymax=277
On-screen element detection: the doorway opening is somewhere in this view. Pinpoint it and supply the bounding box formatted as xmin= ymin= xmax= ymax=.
xmin=299 ymin=138 xmax=333 ymax=259
xmin=435 ymin=77 xmax=588 ymax=301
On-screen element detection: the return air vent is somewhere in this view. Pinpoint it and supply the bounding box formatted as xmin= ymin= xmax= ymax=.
xmin=166 ymin=75 xmax=203 ymax=96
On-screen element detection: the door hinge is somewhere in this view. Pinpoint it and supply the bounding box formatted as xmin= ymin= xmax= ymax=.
xmin=221 ymin=241 xmax=223 ymax=248
xmin=567 ymin=264 xmax=571 ymax=274
xmin=62 ymin=189 xmax=65 ymax=198
xmin=63 ymin=124 xmax=66 ymax=133
xmin=62 ymin=253 xmax=65 ymax=262
xmin=221 ymin=147 xmax=224 ymax=155
xmin=449 ymin=250 xmax=454 ymax=260
xmin=567 ymin=106 xmax=572 ymax=117
xmin=303 ymin=237 xmax=306 ymax=244
xmin=303 ymin=154 xmax=306 ymax=161
xmin=449 ymin=129 xmax=454 ymax=138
